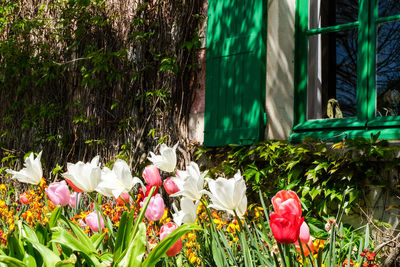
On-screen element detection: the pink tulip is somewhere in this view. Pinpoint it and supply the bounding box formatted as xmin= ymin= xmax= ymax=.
xmin=163 ymin=177 xmax=180 ymax=195
xmin=69 ymin=192 xmax=81 ymax=208
xmin=160 ymin=222 xmax=182 ymax=257
xmin=20 ymin=192 xmax=29 ymax=204
xmin=295 ymin=222 xmax=315 ymax=256
xmin=298 ymin=221 xmax=310 ymax=243
xmin=141 ymin=194 xmax=165 ymax=221
xmin=143 ymin=165 xmax=162 ymax=187
xmin=45 ymin=180 xmax=70 ymax=206
xmin=85 ymin=211 xmax=105 ymax=232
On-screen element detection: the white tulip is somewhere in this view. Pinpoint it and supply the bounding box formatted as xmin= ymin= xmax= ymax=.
xmin=205 ymin=171 xmax=247 ymax=218
xmin=96 ymin=159 xmax=144 ymax=198
xmin=62 ymin=156 xmax=101 ymax=192
xmin=6 ymin=151 xmax=43 ymax=185
xmin=170 ymin=162 xmax=208 ymax=201
xmin=172 ymin=197 xmax=199 ymax=226
xmin=148 ymin=143 xmax=178 ymax=173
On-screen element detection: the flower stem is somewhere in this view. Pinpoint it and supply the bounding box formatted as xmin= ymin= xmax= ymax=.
xmin=233 ymin=210 xmax=244 ymax=232
xmin=284 ymin=243 xmax=293 ymax=267
xmin=277 ymin=243 xmax=287 ymax=267
xmin=38 ymin=181 xmax=50 ymax=214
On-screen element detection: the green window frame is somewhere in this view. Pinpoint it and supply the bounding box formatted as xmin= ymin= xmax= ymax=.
xmin=291 ymin=0 xmax=400 ymax=142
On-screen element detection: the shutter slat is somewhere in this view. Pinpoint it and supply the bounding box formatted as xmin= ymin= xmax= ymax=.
xmin=205 ymin=0 xmax=266 ymax=146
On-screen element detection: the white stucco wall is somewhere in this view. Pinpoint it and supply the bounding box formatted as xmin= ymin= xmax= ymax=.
xmin=265 ymin=0 xmax=296 ymax=140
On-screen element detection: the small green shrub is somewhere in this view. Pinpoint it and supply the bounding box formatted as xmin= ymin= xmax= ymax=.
xmin=195 ymin=134 xmax=400 ymax=217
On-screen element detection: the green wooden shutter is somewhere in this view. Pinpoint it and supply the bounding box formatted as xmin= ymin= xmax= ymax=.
xmin=204 ymin=0 xmax=267 ymax=147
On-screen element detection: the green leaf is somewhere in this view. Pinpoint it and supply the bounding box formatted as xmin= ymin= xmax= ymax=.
xmin=59 ymin=216 xmax=96 ymax=253
xmin=22 ymin=253 xmax=36 ymax=267
xmin=117 ymin=222 xmax=146 ymax=267
xmin=113 ymin=211 xmax=128 ymax=261
xmin=142 ymin=223 xmax=201 ymax=267
xmin=307 ymin=217 xmax=329 ymax=239
xmin=0 ymin=255 xmax=27 ymax=267
xmin=35 ymin=223 xmax=48 ymax=244
xmin=51 ymin=227 xmax=101 ymax=267
xmin=211 ymin=237 xmax=225 ymax=267
xmin=240 ymin=231 xmax=254 ymax=267
xmin=8 ymin=233 xmax=25 ymax=260
xmin=22 ymin=224 xmax=39 ymax=243
xmin=90 ymin=232 xmax=107 ymax=250
xmin=24 ymin=240 xmax=61 ymax=267
xmin=49 ymin=207 xmax=62 ymax=229
xmin=55 ymin=254 xmax=77 ymax=267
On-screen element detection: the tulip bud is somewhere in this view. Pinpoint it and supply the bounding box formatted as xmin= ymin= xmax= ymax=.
xmin=160 ymin=222 xmax=182 ymax=257
xmin=143 ymin=165 xmax=162 ymax=187
xmin=45 ymin=180 xmax=70 ymax=206
xmin=19 ymin=192 xmax=30 ymax=204
xmin=163 ymin=177 xmax=180 ymax=195
xmin=85 ymin=211 xmax=105 ymax=232
xmin=295 ymin=222 xmax=315 ymax=256
xmin=141 ymin=194 xmax=165 ymax=221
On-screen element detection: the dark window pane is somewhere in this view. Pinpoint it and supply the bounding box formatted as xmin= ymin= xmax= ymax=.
xmin=309 ymin=0 xmax=358 ymax=29
xmin=308 ymin=29 xmax=358 ymax=119
xmin=379 ymin=0 xmax=400 ymax=18
xmin=376 ymin=21 xmax=400 ymax=117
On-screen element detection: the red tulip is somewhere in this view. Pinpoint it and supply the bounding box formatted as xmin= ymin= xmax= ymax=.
xmin=270 ymin=212 xmax=304 ymax=244
xmin=138 ymin=185 xmax=159 ymax=202
xmin=163 ymin=177 xmax=180 ymax=195
xmin=19 ymin=192 xmax=29 ymax=204
xmin=143 ymin=165 xmax=162 ymax=187
xmin=160 ymin=222 xmax=182 ymax=257
xmin=115 ymin=192 xmax=130 ymax=205
xmin=65 ymin=178 xmax=84 ymax=193
xmin=272 ymin=190 xmax=302 ymax=217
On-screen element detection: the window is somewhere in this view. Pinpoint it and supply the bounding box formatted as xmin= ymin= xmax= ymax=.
xmin=292 ymin=0 xmax=400 ymax=142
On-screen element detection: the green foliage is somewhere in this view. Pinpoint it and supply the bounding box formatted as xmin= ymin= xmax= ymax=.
xmin=195 ymin=136 xmax=400 ymax=217
xmin=0 ymin=186 xmax=199 ymax=267
xmin=189 ymin=191 xmax=374 ymax=267
xmin=0 ymin=0 xmax=204 ymax=173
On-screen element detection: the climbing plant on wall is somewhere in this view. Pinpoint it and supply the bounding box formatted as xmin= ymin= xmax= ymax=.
xmin=0 ymin=0 xmax=204 ymax=174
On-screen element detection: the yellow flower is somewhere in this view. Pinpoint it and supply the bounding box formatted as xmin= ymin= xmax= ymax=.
xmin=188 ymin=233 xmax=196 ymax=241
xmin=189 ymin=252 xmax=197 ymax=264
xmin=332 ymin=142 xmax=344 ymax=150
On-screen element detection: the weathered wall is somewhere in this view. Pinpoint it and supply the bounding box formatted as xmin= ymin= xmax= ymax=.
xmin=265 ymin=0 xmax=295 ymax=140
xmin=189 ymin=0 xmax=207 ymax=144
